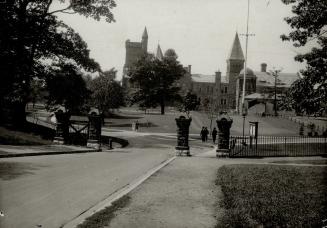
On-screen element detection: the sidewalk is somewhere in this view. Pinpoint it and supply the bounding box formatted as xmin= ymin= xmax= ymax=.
xmin=99 ymin=149 xmax=327 ymax=228
xmin=107 ymin=152 xmax=226 ymax=228
xmin=0 ymin=144 xmax=100 ymax=158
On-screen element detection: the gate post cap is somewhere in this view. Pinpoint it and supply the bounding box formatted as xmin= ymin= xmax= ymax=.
xmin=216 ymin=111 xmax=233 ymax=123
xmin=89 ymin=108 xmax=100 ymax=116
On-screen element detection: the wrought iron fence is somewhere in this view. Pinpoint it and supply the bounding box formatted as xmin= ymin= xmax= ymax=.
xmin=229 ymin=136 xmax=327 ymax=157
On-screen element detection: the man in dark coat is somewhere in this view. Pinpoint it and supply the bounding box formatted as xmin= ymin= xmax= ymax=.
xmin=212 ymin=127 xmax=218 ymax=144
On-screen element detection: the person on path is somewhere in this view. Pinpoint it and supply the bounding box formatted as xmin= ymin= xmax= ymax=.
xmin=135 ymin=120 xmax=139 ymax=132
xmin=200 ymin=127 xmax=206 ymax=142
xmin=212 ymin=127 xmax=218 ymax=144
xmin=204 ymin=127 xmax=209 ymax=142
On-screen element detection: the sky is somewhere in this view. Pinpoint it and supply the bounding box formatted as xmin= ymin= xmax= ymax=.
xmin=55 ymin=0 xmax=309 ymax=80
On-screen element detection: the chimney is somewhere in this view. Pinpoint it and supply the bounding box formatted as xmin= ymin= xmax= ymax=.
xmin=188 ymin=65 xmax=192 ymax=74
xmin=215 ymin=71 xmax=221 ymax=84
xmin=261 ymin=63 xmax=267 ymax=72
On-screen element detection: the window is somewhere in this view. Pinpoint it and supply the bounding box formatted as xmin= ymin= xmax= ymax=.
xmin=224 ymin=87 xmax=228 ymax=94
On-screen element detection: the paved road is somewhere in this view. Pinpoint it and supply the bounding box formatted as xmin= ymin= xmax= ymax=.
xmin=0 ymin=147 xmax=173 ymax=228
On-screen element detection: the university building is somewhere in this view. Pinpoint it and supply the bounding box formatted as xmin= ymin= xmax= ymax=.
xmin=122 ymin=28 xmax=299 ymax=113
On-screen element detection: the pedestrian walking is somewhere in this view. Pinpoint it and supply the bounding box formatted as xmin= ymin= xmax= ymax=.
xmin=135 ymin=120 xmax=139 ymax=132
xmin=212 ymin=127 xmax=218 ymax=144
xmin=200 ymin=127 xmax=206 ymax=142
xmin=204 ymin=127 xmax=209 ymax=142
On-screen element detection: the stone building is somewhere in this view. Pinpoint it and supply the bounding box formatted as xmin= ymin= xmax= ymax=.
xmin=122 ymin=27 xmax=148 ymax=89
xmin=122 ymin=29 xmax=299 ymax=113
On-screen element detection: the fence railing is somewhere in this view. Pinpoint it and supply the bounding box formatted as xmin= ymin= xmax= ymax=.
xmin=229 ymin=135 xmax=327 ymax=157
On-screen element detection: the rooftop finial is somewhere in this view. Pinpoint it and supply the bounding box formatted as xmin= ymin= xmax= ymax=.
xmin=142 ymin=26 xmax=148 ymax=38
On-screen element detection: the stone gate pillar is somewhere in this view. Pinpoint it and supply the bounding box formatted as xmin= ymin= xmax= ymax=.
xmin=216 ymin=112 xmax=233 ymax=157
xmin=175 ymin=116 xmax=192 ymax=156
xmin=87 ymin=109 xmax=102 ymax=150
xmin=53 ymin=106 xmax=70 ymax=144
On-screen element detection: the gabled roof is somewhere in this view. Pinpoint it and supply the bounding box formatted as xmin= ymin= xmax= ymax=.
xmin=142 ymin=27 xmax=148 ymax=38
xmin=228 ymin=32 xmax=245 ymax=60
xmin=156 ymin=44 xmax=163 ymax=60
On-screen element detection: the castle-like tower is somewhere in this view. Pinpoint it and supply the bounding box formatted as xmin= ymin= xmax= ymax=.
xmin=226 ymin=32 xmax=245 ymax=109
xmin=122 ymin=27 xmax=148 ymax=89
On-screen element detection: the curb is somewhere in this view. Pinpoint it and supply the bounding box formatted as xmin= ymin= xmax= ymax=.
xmin=62 ymin=156 xmax=176 ymax=228
xmin=0 ymin=149 xmax=102 ymax=158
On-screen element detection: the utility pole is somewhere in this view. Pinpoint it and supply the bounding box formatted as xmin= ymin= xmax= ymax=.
xmin=240 ymin=0 xmax=255 ymax=141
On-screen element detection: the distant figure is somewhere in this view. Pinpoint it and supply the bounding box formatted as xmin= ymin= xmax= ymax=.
xmin=135 ymin=120 xmax=139 ymax=132
xmin=212 ymin=127 xmax=218 ymax=144
xmin=204 ymin=127 xmax=209 ymax=142
xmin=200 ymin=127 xmax=206 ymax=142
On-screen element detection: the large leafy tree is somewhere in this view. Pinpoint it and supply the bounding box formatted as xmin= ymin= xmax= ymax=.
xmin=89 ymin=69 xmax=125 ymax=115
xmin=129 ymin=52 xmax=186 ymax=115
xmin=46 ymin=64 xmax=90 ymax=113
xmin=0 ymin=0 xmax=116 ymax=126
xmin=281 ymin=0 xmax=327 ymax=115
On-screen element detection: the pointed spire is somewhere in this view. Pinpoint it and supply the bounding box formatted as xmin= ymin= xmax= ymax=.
xmin=228 ymin=32 xmax=244 ymax=60
xmin=142 ymin=27 xmax=148 ymax=38
xmin=156 ymin=44 xmax=163 ymax=61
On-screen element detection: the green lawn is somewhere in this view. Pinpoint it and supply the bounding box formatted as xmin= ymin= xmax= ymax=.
xmin=106 ymin=108 xmax=300 ymax=136
xmin=216 ymin=164 xmax=327 ymax=227
xmin=0 ymin=126 xmax=51 ymax=145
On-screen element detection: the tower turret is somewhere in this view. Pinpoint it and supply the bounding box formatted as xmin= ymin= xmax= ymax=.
xmin=226 ymin=32 xmax=245 ymax=109
xmin=142 ymin=27 xmax=148 ymax=52
xmin=156 ymin=44 xmax=163 ymax=60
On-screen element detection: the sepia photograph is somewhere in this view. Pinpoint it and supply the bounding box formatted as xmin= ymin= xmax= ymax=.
xmin=0 ymin=0 xmax=326 ymax=227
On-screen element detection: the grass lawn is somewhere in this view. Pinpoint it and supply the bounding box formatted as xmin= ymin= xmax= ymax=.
xmin=106 ymin=108 xmax=300 ymax=136
xmin=216 ymin=164 xmax=327 ymax=227
xmin=0 ymin=126 xmax=51 ymax=145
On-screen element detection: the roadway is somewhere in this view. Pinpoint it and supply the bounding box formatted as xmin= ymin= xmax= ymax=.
xmin=0 ymin=146 xmax=173 ymax=228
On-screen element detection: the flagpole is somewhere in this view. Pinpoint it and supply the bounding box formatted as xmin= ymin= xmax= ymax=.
xmin=241 ymin=0 xmax=251 ymax=142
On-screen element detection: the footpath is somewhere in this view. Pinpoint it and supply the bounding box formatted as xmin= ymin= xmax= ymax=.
xmin=101 ymin=149 xmax=327 ymax=228
xmin=0 ymin=144 xmax=100 ymax=158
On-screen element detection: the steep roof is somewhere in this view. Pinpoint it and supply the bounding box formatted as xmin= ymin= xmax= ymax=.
xmin=228 ymin=32 xmax=245 ymax=60
xmin=142 ymin=27 xmax=148 ymax=38
xmin=156 ymin=44 xmax=163 ymax=60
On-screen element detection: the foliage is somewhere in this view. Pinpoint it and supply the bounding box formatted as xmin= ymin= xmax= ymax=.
xmin=216 ymin=164 xmax=327 ymax=227
xmin=45 ymin=64 xmax=90 ymax=113
xmin=281 ymin=0 xmax=327 ymax=116
xmin=89 ymin=69 xmax=125 ymax=114
xmin=0 ymin=0 xmax=116 ymax=124
xmin=179 ymin=91 xmax=200 ymax=117
xmin=128 ymin=53 xmax=186 ymax=115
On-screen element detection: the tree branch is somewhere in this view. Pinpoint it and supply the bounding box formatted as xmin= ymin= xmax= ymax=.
xmin=48 ymin=4 xmax=73 ymax=15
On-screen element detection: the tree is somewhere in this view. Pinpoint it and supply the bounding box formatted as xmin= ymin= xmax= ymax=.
xmin=179 ymin=91 xmax=200 ymax=118
xmin=0 ymin=0 xmax=116 ymax=126
xmin=89 ymin=69 xmax=125 ymax=115
xmin=46 ymin=64 xmax=90 ymax=113
xmin=281 ymin=0 xmax=327 ymax=116
xmin=129 ymin=52 xmax=186 ymax=115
